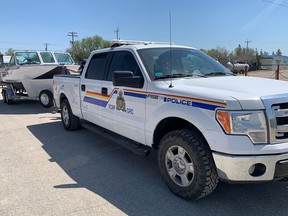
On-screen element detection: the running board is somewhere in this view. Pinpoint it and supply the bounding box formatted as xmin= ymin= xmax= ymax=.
xmin=81 ymin=121 xmax=150 ymax=156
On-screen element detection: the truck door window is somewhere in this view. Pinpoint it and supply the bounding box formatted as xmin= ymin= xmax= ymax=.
xmin=107 ymin=51 xmax=142 ymax=81
xmin=85 ymin=52 xmax=108 ymax=80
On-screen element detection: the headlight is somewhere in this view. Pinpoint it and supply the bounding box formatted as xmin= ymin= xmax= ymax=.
xmin=216 ymin=110 xmax=267 ymax=144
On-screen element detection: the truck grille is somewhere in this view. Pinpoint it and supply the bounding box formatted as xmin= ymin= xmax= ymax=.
xmin=262 ymin=94 xmax=288 ymax=144
xmin=272 ymin=103 xmax=288 ymax=140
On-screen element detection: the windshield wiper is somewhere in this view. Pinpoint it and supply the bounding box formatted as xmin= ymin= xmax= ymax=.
xmin=154 ymin=73 xmax=206 ymax=80
xmin=204 ymin=72 xmax=228 ymax=76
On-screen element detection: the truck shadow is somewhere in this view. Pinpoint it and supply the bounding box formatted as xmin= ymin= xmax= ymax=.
xmin=27 ymin=122 xmax=288 ymax=216
xmin=0 ymin=99 xmax=58 ymax=115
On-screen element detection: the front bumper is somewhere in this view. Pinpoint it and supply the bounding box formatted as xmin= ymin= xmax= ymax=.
xmin=213 ymin=152 xmax=288 ymax=182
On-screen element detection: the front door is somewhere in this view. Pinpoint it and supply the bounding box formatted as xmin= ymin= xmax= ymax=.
xmin=101 ymin=51 xmax=147 ymax=144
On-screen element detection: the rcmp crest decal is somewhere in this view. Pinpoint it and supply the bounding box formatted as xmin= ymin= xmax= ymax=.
xmin=116 ymin=89 xmax=126 ymax=112
xmin=108 ymin=88 xmax=134 ymax=115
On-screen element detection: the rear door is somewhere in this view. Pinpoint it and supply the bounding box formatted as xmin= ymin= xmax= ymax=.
xmin=101 ymin=50 xmax=147 ymax=144
xmin=80 ymin=52 xmax=109 ymax=126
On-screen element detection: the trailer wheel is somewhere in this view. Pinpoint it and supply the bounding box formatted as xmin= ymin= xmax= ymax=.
xmin=39 ymin=90 xmax=54 ymax=108
xmin=2 ymin=90 xmax=7 ymax=103
xmin=2 ymin=89 xmax=13 ymax=105
xmin=60 ymin=99 xmax=81 ymax=131
xmin=158 ymin=129 xmax=219 ymax=200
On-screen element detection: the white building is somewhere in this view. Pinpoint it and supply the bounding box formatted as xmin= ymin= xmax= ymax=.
xmin=261 ymin=55 xmax=288 ymax=71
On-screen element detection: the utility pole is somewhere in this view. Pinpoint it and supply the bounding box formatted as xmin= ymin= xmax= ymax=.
xmin=114 ymin=26 xmax=120 ymax=40
xmin=67 ymin=32 xmax=78 ymax=60
xmin=43 ymin=43 xmax=50 ymax=51
xmin=68 ymin=32 xmax=78 ymax=46
xmin=245 ymin=39 xmax=252 ymax=64
xmin=245 ymin=39 xmax=252 ymax=51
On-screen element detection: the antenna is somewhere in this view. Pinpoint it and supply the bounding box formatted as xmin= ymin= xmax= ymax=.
xmin=169 ymin=11 xmax=174 ymax=88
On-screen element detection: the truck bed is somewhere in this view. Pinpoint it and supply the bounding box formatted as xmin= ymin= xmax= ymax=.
xmin=53 ymin=74 xmax=81 ymax=112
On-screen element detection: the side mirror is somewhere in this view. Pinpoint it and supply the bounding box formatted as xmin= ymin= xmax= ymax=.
xmin=113 ymin=71 xmax=144 ymax=88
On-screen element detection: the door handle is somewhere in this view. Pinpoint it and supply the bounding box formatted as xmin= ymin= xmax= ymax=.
xmin=81 ymin=84 xmax=85 ymax=92
xmin=102 ymin=87 xmax=108 ymax=95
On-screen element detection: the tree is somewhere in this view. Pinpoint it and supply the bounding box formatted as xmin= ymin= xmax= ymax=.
xmin=199 ymin=49 xmax=207 ymax=54
xmin=5 ymin=48 xmax=15 ymax=56
xmin=66 ymin=35 xmax=111 ymax=62
xmin=256 ymin=50 xmax=262 ymax=70
xmin=229 ymin=45 xmax=255 ymax=64
xmin=235 ymin=44 xmax=242 ymax=57
xmin=260 ymin=49 xmax=263 ymax=56
xmin=206 ymin=47 xmax=229 ymax=64
xmin=276 ymin=49 xmax=282 ymax=56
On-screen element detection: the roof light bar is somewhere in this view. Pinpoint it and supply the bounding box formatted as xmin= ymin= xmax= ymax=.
xmin=111 ymin=39 xmax=173 ymax=46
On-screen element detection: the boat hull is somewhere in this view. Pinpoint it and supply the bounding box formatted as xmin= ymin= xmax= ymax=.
xmin=1 ymin=65 xmax=65 ymax=98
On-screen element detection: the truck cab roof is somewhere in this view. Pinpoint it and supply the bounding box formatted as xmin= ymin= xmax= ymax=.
xmin=91 ymin=40 xmax=197 ymax=54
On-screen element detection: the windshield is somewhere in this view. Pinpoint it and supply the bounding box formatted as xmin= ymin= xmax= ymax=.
xmin=15 ymin=52 xmax=41 ymax=65
xmin=54 ymin=53 xmax=74 ymax=65
xmin=137 ymin=47 xmax=232 ymax=80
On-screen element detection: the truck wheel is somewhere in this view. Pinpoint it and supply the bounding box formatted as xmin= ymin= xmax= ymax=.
xmin=3 ymin=89 xmax=13 ymax=105
xmin=2 ymin=90 xmax=7 ymax=103
xmin=60 ymin=99 xmax=81 ymax=131
xmin=158 ymin=129 xmax=219 ymax=200
xmin=39 ymin=90 xmax=54 ymax=108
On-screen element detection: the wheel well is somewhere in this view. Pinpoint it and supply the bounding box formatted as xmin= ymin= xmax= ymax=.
xmin=59 ymin=93 xmax=67 ymax=105
xmin=39 ymin=89 xmax=53 ymax=96
xmin=152 ymin=117 xmax=205 ymax=150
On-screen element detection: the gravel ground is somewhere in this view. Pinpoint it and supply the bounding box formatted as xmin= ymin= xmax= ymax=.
xmin=244 ymin=70 xmax=288 ymax=81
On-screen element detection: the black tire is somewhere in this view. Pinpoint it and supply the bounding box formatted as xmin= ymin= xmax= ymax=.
xmin=60 ymin=99 xmax=81 ymax=131
xmin=2 ymin=90 xmax=7 ymax=103
xmin=39 ymin=90 xmax=54 ymax=108
xmin=158 ymin=129 xmax=219 ymax=200
xmin=3 ymin=89 xmax=13 ymax=105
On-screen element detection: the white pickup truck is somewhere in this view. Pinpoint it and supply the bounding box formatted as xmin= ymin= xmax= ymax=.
xmin=53 ymin=40 xmax=288 ymax=200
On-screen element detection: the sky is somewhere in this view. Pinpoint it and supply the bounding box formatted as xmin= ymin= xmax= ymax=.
xmin=0 ymin=0 xmax=288 ymax=55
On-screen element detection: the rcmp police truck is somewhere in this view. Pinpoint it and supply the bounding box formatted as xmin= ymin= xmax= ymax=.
xmin=53 ymin=40 xmax=288 ymax=200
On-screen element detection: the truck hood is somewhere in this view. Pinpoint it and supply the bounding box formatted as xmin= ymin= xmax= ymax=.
xmin=160 ymin=76 xmax=288 ymax=109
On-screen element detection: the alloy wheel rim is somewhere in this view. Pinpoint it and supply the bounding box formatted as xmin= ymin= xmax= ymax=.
xmin=62 ymin=106 xmax=69 ymax=126
xmin=40 ymin=94 xmax=49 ymax=105
xmin=165 ymin=145 xmax=194 ymax=187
